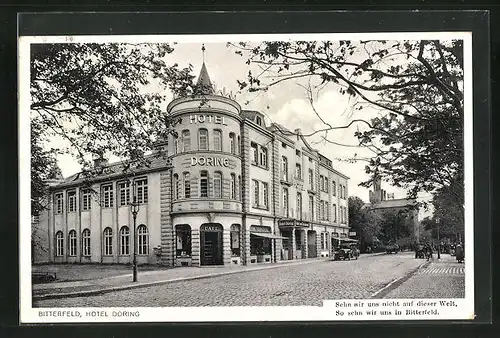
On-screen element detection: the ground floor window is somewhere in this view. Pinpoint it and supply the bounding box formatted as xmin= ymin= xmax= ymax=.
xmin=103 ymin=227 xmax=113 ymax=255
xmin=320 ymin=232 xmax=325 ymax=250
xmin=120 ymin=226 xmax=130 ymax=255
xmin=295 ymin=230 xmax=302 ymax=251
xmin=82 ymin=229 xmax=91 ymax=256
xmin=230 ymin=224 xmax=241 ymax=257
xmin=68 ymin=230 xmax=77 ymax=256
xmin=138 ymin=224 xmax=149 ymax=255
xmin=250 ymin=236 xmax=272 ymax=255
xmin=176 ymin=224 xmax=192 ymax=257
xmin=55 ymin=231 xmax=64 ymax=256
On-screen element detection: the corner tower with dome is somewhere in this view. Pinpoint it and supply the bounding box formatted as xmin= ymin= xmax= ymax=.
xmin=33 ymin=60 xmax=351 ymax=267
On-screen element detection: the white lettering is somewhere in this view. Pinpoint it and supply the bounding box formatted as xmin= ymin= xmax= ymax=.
xmin=198 ymin=157 xmax=206 ymax=165
xmin=223 ymin=158 xmax=229 ymax=167
xmin=221 ymin=117 xmax=227 ymax=125
xmin=214 ymin=115 xmax=222 ymax=124
xmin=191 ymin=157 xmax=197 ymax=166
xmin=206 ymin=157 xmax=214 ymax=166
xmin=190 ymin=115 xmax=196 ymax=124
xmin=187 ymin=114 xmax=229 ymax=125
xmin=190 ymin=156 xmax=231 ymax=167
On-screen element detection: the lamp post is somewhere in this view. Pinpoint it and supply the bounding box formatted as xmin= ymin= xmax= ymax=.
xmin=435 ymin=217 xmax=441 ymax=260
xmin=130 ymin=180 xmax=139 ymax=282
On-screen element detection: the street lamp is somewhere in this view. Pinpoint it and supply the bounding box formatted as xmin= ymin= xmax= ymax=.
xmin=130 ymin=179 xmax=139 ymax=282
xmin=435 ymin=217 xmax=441 ymax=260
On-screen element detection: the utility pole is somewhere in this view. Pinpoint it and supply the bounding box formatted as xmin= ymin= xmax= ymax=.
xmin=130 ymin=179 xmax=139 ymax=282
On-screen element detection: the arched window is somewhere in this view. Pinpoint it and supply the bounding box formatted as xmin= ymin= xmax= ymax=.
xmin=229 ymin=133 xmax=235 ymax=154
xmin=68 ymin=230 xmax=77 ymax=256
xmin=55 ymin=231 xmax=64 ymax=256
xmin=173 ymin=174 xmax=179 ymax=200
xmin=120 ymin=226 xmax=130 ymax=255
xmin=103 ymin=227 xmax=113 ymax=256
xmin=237 ymin=135 xmax=241 ymax=155
xmin=138 ymin=225 xmax=149 ymax=255
xmin=213 ymin=130 xmax=222 ymax=151
xmin=173 ymin=135 xmax=178 ymax=154
xmin=198 ymin=128 xmax=208 ymax=150
xmin=184 ymin=172 xmax=191 ymax=198
xmin=230 ymin=224 xmax=241 ymax=257
xmin=175 ymin=224 xmax=191 ymax=257
xmin=214 ymin=172 xmax=222 ymax=198
xmin=283 ymin=188 xmax=289 ymax=217
xmin=200 ymin=171 xmax=208 ymax=198
xmin=230 ymin=173 xmax=236 ymax=199
xmin=82 ymin=229 xmax=91 ymax=257
xmin=255 ymin=115 xmax=262 ymax=126
xmin=182 ymin=130 xmax=191 ymax=152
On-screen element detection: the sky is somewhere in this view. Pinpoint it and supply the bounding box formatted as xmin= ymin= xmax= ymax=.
xmin=49 ymin=39 xmax=434 ymax=217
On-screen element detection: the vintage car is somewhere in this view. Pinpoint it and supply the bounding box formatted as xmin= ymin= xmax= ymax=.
xmin=333 ymin=244 xmax=354 ymax=260
xmin=385 ymin=243 xmax=400 ymax=254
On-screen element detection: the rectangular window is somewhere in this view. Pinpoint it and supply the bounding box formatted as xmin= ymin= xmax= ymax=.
xmin=326 ymin=201 xmax=330 ymax=221
xmin=213 ymin=130 xmax=222 ymax=151
xmin=199 ymin=129 xmax=208 ymax=150
xmin=320 ymin=176 xmax=324 ymax=191
xmin=283 ymin=188 xmax=289 ymax=217
xmin=136 ymin=178 xmax=148 ymax=204
xmin=282 ymin=156 xmax=288 ymax=181
xmin=325 ymin=178 xmax=329 ymax=193
xmin=309 ymin=195 xmax=314 ymax=221
xmin=260 ymin=147 xmax=268 ymax=167
xmin=262 ymin=182 xmax=269 ymax=208
xmin=308 ymin=169 xmax=313 ymax=188
xmin=67 ymin=191 xmax=76 ymax=212
xmin=230 ymin=174 xmax=236 ymax=199
xmin=320 ymin=232 xmax=325 ymax=250
xmin=184 ymin=173 xmax=191 ymax=198
xmin=333 ymin=204 xmax=337 ymax=222
xmin=81 ymin=189 xmax=91 ymax=211
xmin=54 ymin=193 xmax=63 ymax=214
xmin=296 ymin=193 xmax=302 ymax=219
xmin=295 ymin=163 xmax=302 ymax=180
xmin=200 ymin=171 xmax=208 ymax=197
xmin=251 ymin=143 xmax=258 ymax=164
xmin=339 ymin=184 xmax=342 ymax=198
xmin=119 ymin=181 xmax=130 ymax=206
xmin=182 ymin=130 xmax=191 ymax=152
xmin=102 ymin=185 xmax=113 ymax=208
xmin=253 ymin=179 xmax=259 ymax=206
xmin=332 ymin=181 xmax=336 ymax=196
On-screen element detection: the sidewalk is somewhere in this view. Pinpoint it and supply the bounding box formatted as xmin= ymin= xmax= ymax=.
xmin=33 ymin=253 xmax=384 ymax=300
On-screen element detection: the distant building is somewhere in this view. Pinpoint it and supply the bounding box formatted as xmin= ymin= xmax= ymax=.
xmin=32 ymin=61 xmax=350 ymax=266
xmin=365 ymin=176 xmax=420 ymax=243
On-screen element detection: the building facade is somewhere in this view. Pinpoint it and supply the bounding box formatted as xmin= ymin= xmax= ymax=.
xmin=33 ymin=63 xmax=350 ymax=266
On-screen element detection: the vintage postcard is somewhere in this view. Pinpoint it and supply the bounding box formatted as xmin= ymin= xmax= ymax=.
xmin=19 ymin=31 xmax=474 ymax=323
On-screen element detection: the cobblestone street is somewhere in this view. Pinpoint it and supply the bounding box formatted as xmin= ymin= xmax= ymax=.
xmin=35 ymin=252 xmax=440 ymax=308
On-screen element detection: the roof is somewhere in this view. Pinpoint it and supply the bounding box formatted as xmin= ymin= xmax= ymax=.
xmin=195 ymin=62 xmax=214 ymax=95
xmin=52 ymin=153 xmax=170 ymax=189
xmin=365 ymin=198 xmax=418 ymax=210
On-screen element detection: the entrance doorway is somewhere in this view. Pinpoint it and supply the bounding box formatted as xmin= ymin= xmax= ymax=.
xmin=200 ymin=223 xmax=223 ymax=266
xmin=307 ymin=230 xmax=317 ymax=258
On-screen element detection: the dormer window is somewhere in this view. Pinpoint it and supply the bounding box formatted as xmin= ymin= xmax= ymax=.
xmin=255 ymin=116 xmax=262 ymax=126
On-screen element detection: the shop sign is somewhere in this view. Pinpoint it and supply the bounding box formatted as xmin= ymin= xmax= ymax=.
xmin=189 ymin=114 xmax=228 ymax=125
xmin=296 ymin=220 xmax=309 ymax=227
xmin=349 ymin=231 xmax=357 ymax=236
xmin=278 ymin=219 xmax=295 ymax=227
xmin=191 ymin=157 xmax=229 ymax=167
xmin=201 ymin=224 xmax=223 ymax=232
xmin=249 ymin=225 xmax=271 ymax=233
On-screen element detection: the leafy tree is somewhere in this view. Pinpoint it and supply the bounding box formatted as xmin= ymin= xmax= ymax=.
xmin=230 ymin=40 xmax=464 ymax=199
xmin=348 ymin=196 xmax=381 ymax=252
xmin=377 ymin=209 xmax=412 ymax=244
xmin=30 ymin=43 xmax=196 ymax=214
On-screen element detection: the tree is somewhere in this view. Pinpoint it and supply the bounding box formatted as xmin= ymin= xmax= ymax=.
xmin=348 ymin=196 xmax=381 ymax=252
xmin=230 ymin=40 xmax=464 ymax=199
xmin=377 ymin=209 xmax=412 ymax=245
xmin=30 ymin=43 xmax=196 ymax=213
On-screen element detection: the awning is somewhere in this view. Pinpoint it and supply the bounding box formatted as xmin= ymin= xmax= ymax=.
xmin=250 ymin=232 xmax=288 ymax=240
xmin=338 ymin=238 xmax=358 ymax=242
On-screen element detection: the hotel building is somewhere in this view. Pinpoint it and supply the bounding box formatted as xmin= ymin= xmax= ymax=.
xmin=32 ymin=63 xmax=350 ymax=267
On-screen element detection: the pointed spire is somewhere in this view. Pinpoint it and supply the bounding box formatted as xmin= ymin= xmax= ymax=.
xmin=195 ymin=44 xmax=214 ymax=95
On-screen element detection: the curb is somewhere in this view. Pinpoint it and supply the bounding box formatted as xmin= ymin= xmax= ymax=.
xmin=369 ymin=260 xmax=431 ymax=299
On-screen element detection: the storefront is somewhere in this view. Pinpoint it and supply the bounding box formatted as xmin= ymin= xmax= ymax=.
xmin=249 ymin=225 xmax=285 ymax=264
xmin=200 ymin=223 xmax=224 ymax=266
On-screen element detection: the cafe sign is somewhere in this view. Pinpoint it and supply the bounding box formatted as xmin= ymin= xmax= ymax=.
xmin=201 ymin=224 xmax=223 ymax=232
xmin=191 ymin=156 xmax=229 ymax=167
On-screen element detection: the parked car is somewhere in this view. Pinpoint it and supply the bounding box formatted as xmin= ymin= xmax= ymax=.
xmin=385 ymin=243 xmax=400 ymax=254
xmin=350 ymin=244 xmax=360 ymax=260
xmin=333 ymin=244 xmax=353 ymax=261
